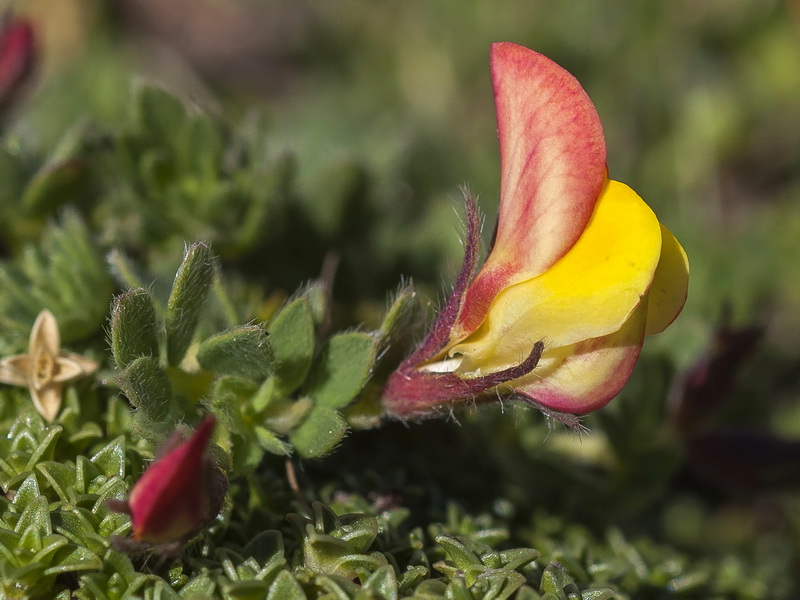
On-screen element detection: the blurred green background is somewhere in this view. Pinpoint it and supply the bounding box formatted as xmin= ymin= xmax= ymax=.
xmin=4 ymin=0 xmax=800 ymax=595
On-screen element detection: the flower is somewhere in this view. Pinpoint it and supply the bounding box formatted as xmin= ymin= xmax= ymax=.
xmin=109 ymin=416 xmax=227 ymax=548
xmin=0 ymin=309 xmax=98 ymax=421
xmin=383 ymin=43 xmax=689 ymax=421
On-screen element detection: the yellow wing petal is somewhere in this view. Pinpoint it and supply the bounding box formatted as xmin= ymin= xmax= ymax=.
xmin=451 ymin=180 xmax=661 ymax=375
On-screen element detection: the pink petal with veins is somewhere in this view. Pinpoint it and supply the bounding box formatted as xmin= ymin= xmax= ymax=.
xmin=454 ymin=43 xmax=607 ymax=338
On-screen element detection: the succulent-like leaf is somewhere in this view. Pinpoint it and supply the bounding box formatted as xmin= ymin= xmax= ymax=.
xmin=266 ymin=570 xmax=307 ymax=600
xmin=90 ymin=436 xmax=126 ymax=479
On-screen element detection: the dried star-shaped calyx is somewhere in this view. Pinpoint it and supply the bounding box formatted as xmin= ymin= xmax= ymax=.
xmin=0 ymin=309 xmax=98 ymax=421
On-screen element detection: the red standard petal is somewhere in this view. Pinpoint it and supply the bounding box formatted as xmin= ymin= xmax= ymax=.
xmin=128 ymin=416 xmax=216 ymax=543
xmin=453 ymin=43 xmax=607 ymax=339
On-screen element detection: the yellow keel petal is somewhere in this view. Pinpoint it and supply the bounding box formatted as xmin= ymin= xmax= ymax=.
xmin=507 ymin=301 xmax=648 ymax=414
xmin=645 ymin=224 xmax=689 ymax=335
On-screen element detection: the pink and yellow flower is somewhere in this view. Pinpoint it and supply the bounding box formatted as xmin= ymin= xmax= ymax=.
xmin=383 ymin=42 xmax=689 ymax=420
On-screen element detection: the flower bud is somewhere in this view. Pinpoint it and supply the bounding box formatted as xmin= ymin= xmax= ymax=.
xmin=0 ymin=19 xmax=36 ymax=113
xmin=111 ymin=416 xmax=227 ymax=546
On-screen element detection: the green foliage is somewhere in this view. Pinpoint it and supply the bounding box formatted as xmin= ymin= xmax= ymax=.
xmin=0 ymin=214 xmax=113 ymax=348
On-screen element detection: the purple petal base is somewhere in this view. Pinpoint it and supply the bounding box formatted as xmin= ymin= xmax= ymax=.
xmin=384 ymin=340 xmax=544 ymax=419
xmin=383 ymin=189 xmax=546 ymax=419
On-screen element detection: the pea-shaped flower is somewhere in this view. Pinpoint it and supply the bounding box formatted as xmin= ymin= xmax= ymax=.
xmin=383 ymin=43 xmax=689 ymax=420
xmin=109 ymin=416 xmax=227 ymax=550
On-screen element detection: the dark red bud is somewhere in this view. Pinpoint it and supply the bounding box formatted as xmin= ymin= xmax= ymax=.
xmin=668 ymin=321 xmax=762 ymax=435
xmin=0 ymin=19 xmax=36 ymax=112
xmin=123 ymin=416 xmax=226 ymax=545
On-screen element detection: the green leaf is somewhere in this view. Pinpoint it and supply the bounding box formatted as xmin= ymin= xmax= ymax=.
xmin=444 ymin=577 xmax=473 ymax=600
xmin=436 ymin=535 xmax=482 ymax=571
xmin=266 ymin=570 xmax=306 ymax=600
xmin=220 ymin=580 xmax=270 ymax=600
xmin=51 ymin=509 xmax=97 ymax=546
xmin=303 ymin=282 xmax=328 ymax=327
xmin=539 ymin=564 xmax=578 ymax=597
xmin=75 ymin=456 xmax=100 ymax=493
xmin=254 ymin=426 xmax=292 ymax=457
xmin=361 ymin=563 xmax=397 ymax=597
xmin=135 ymin=86 xmax=186 ymax=145
xmin=474 ymin=570 xmax=527 ymax=600
xmin=333 ymin=514 xmax=379 ymax=553
xmin=498 ymin=548 xmax=541 ymax=571
xmin=179 ymin=113 xmax=226 ymax=175
xmin=165 ymin=242 xmax=215 ymax=366
xmin=139 ymin=149 xmax=173 ymax=192
xmin=290 ymin=407 xmax=347 ymax=459
xmin=12 ymin=473 xmax=41 ymax=510
xmin=197 ymin=325 xmax=272 ymax=380
xmin=234 ymin=154 xmax=293 ymax=252
xmin=328 ymin=553 xmax=387 ymax=578
xmin=32 ymin=534 xmax=68 ymax=565
xmin=262 ymin=396 xmax=314 ymax=435
xmin=15 ymin=495 xmax=52 ymax=537
xmin=90 ymin=436 xmax=126 ymax=479
xmin=379 ymin=284 xmax=421 ymax=347
xmin=119 ymin=356 xmax=172 ymax=422
xmin=315 ymin=576 xmax=355 ymax=600
xmin=242 ymin=531 xmax=284 ymax=567
xmin=22 ymin=158 xmax=91 ymax=216
xmin=398 ymin=566 xmax=428 ymax=594
xmin=0 ymin=213 xmax=112 ymax=342
xmin=25 ymin=426 xmax=62 ymax=471
xmin=107 ymin=248 xmax=149 ymax=291
xmin=581 ymin=590 xmax=615 ymax=600
xmin=208 ymin=375 xmax=257 ymax=433
xmin=179 ymin=569 xmax=217 ymax=598
xmin=110 ymin=288 xmax=160 ymax=369
xmin=36 ymin=462 xmax=77 ymax=502
xmin=45 ymin=544 xmax=103 ymax=575
xmin=267 ymin=298 xmax=315 ymax=394
xmin=305 ymin=332 xmax=377 ymax=410
xmin=0 ymin=147 xmax=26 ymax=211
